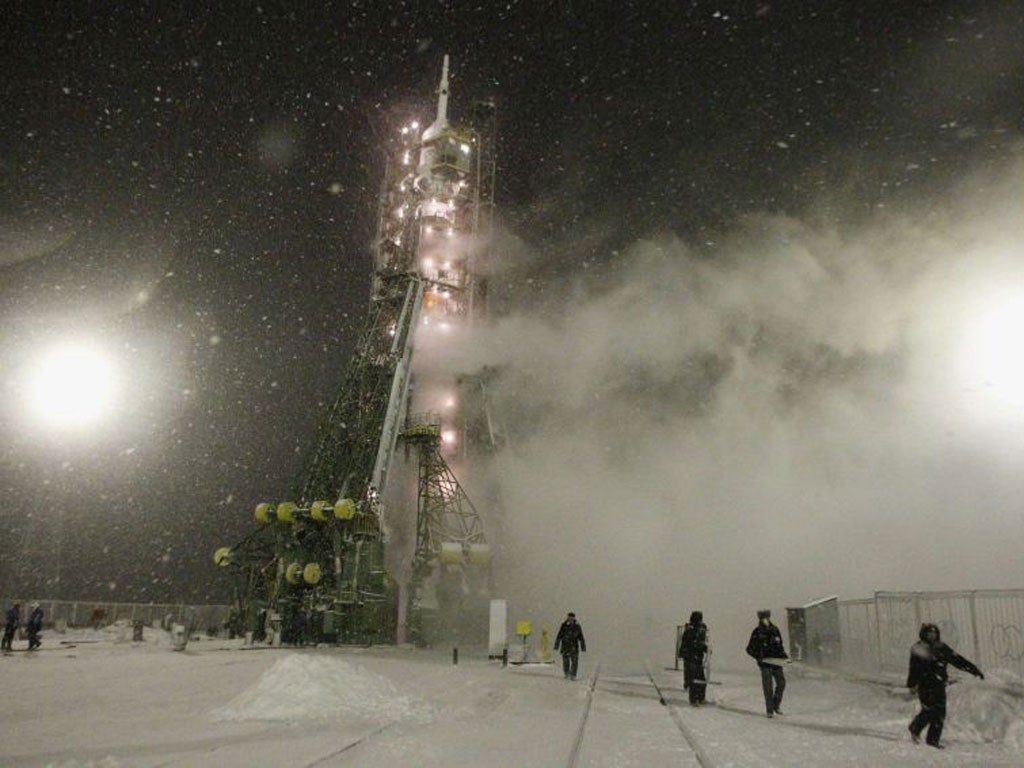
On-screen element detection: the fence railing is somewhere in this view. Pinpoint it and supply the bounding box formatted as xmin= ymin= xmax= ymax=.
xmin=0 ymin=598 xmax=231 ymax=633
xmin=833 ymin=590 xmax=1024 ymax=680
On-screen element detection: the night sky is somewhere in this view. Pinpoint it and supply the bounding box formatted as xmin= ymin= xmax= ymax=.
xmin=2 ymin=1 xmax=1023 ymax=603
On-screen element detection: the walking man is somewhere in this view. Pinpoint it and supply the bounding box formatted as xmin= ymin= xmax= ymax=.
xmin=746 ymin=609 xmax=788 ymax=717
xmin=678 ymin=611 xmax=709 ymax=705
xmin=26 ymin=602 xmax=44 ymax=651
xmin=2 ymin=601 xmax=20 ymax=652
xmin=554 ymin=612 xmax=586 ymax=680
xmin=907 ymin=622 xmax=984 ymax=749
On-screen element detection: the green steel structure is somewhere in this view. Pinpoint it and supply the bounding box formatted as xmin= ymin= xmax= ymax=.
xmin=216 ymin=55 xmax=495 ymax=646
xmin=403 ymin=414 xmax=491 ymax=644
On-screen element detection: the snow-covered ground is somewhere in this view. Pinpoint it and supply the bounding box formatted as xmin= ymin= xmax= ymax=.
xmin=3 ymin=627 xmax=1022 ymax=767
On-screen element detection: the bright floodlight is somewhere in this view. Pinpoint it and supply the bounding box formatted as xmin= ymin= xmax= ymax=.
xmin=27 ymin=343 xmax=118 ymax=428
xmin=965 ymin=293 xmax=1024 ymax=408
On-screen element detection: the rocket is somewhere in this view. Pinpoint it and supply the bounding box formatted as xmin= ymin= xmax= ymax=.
xmin=421 ymin=54 xmax=450 ymax=144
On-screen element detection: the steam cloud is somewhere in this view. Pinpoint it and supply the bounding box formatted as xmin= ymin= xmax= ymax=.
xmin=456 ymin=158 xmax=1024 ymax=669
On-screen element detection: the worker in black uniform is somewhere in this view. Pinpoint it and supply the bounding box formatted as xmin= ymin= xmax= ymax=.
xmin=678 ymin=611 xmax=709 ymax=705
xmin=746 ymin=609 xmax=788 ymax=717
xmin=554 ymin=612 xmax=586 ymax=680
xmin=907 ymin=622 xmax=984 ymax=749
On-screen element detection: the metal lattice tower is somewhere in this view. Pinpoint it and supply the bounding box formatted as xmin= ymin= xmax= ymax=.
xmin=217 ymin=55 xmax=496 ymax=647
xmin=402 ymin=413 xmax=490 ymax=642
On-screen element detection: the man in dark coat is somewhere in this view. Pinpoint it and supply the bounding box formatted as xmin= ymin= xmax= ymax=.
xmin=291 ymin=608 xmax=308 ymax=647
xmin=907 ymin=622 xmax=983 ymax=749
xmin=746 ymin=609 xmax=788 ymax=717
xmin=2 ymin=601 xmax=20 ymax=652
xmin=554 ymin=612 xmax=586 ymax=680
xmin=678 ymin=611 xmax=709 ymax=705
xmin=26 ymin=602 xmax=44 ymax=651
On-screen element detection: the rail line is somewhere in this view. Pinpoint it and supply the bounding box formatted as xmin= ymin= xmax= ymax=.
xmin=566 ymin=665 xmax=713 ymax=768
xmin=608 ymin=670 xmax=911 ymax=750
xmin=566 ymin=664 xmax=601 ymax=768
xmin=645 ymin=663 xmax=716 ymax=768
xmin=303 ymin=722 xmax=398 ymax=768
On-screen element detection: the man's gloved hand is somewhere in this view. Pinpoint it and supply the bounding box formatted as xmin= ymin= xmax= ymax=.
xmin=976 ymin=671 xmax=985 ymax=680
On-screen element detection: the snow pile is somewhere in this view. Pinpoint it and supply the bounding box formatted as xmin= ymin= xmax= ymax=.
xmin=213 ymin=653 xmax=432 ymax=723
xmin=951 ymin=672 xmax=1024 ymax=748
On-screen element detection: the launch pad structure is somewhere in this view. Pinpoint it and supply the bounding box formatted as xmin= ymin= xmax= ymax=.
xmin=215 ymin=56 xmax=500 ymax=647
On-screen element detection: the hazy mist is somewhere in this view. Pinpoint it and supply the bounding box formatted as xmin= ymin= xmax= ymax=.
xmin=444 ymin=158 xmax=1024 ymax=670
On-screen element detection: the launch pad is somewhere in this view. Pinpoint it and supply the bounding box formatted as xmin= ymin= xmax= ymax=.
xmin=214 ymin=56 xmax=499 ymax=648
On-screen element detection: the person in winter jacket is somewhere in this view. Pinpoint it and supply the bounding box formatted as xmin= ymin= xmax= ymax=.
xmin=746 ymin=609 xmax=788 ymax=717
xmin=678 ymin=611 xmax=709 ymax=705
xmin=554 ymin=612 xmax=586 ymax=680
xmin=2 ymin=601 xmax=20 ymax=652
xmin=26 ymin=602 xmax=44 ymax=651
xmin=906 ymin=622 xmax=983 ymax=749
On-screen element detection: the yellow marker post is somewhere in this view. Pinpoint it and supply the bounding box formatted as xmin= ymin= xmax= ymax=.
xmin=540 ymin=626 xmax=551 ymax=662
xmin=515 ymin=620 xmax=532 ymax=663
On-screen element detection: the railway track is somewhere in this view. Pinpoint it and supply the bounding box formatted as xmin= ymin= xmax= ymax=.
xmin=644 ymin=664 xmax=716 ymax=768
xmin=567 ymin=664 xmax=714 ymax=768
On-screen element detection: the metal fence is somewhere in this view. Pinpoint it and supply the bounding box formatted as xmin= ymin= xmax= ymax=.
xmin=835 ymin=590 xmax=1024 ymax=681
xmin=0 ymin=598 xmax=231 ymax=633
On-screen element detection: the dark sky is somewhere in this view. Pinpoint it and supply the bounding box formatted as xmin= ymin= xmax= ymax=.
xmin=2 ymin=1 xmax=1023 ymax=603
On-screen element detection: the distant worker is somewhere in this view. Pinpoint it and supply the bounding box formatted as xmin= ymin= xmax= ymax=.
xmin=554 ymin=612 xmax=586 ymax=680
xmin=907 ymin=622 xmax=984 ymax=749
xmin=678 ymin=611 xmax=709 ymax=705
xmin=26 ymin=602 xmax=44 ymax=651
xmin=291 ymin=608 xmax=308 ymax=647
xmin=2 ymin=601 xmax=20 ymax=652
xmin=746 ymin=609 xmax=789 ymax=717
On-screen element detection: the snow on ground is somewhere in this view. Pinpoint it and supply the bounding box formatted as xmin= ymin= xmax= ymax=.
xmin=213 ymin=653 xmax=433 ymax=724
xmin=2 ymin=629 xmax=1023 ymax=767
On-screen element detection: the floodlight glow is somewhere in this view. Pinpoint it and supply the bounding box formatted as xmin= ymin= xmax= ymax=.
xmin=964 ymin=292 xmax=1024 ymax=408
xmin=27 ymin=343 xmax=118 ymax=428
xmin=441 ymin=430 xmax=456 ymax=445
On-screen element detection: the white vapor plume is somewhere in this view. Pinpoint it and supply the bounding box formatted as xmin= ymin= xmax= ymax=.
xmin=456 ymin=159 xmax=1024 ymax=670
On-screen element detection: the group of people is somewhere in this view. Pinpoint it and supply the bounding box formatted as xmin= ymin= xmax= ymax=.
xmin=676 ymin=609 xmax=789 ymax=713
xmin=2 ymin=601 xmax=44 ymax=652
xmin=561 ymin=607 xmax=982 ymax=751
xmin=680 ymin=610 xmax=984 ymax=749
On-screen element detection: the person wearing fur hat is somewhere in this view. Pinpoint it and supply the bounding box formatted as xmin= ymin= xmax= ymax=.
xmin=746 ymin=609 xmax=788 ymax=717
xmin=907 ymin=622 xmax=984 ymax=749
xmin=678 ymin=611 xmax=709 ymax=705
